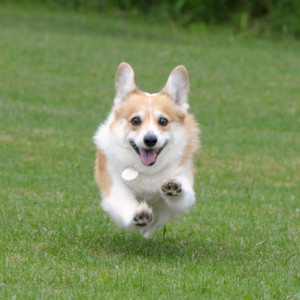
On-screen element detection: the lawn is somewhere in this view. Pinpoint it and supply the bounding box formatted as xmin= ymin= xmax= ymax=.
xmin=0 ymin=5 xmax=299 ymax=299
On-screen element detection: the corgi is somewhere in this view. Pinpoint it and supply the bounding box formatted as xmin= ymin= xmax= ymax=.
xmin=93 ymin=63 xmax=200 ymax=238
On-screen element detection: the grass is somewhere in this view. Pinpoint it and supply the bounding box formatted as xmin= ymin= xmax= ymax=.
xmin=0 ymin=5 xmax=299 ymax=299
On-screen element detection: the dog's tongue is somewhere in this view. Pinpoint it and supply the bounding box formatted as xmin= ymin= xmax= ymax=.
xmin=140 ymin=149 xmax=156 ymax=166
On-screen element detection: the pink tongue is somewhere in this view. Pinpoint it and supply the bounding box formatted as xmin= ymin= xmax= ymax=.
xmin=140 ymin=149 xmax=156 ymax=166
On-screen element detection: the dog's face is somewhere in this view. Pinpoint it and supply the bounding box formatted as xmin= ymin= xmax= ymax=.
xmin=110 ymin=63 xmax=191 ymax=170
xmin=115 ymin=92 xmax=186 ymax=166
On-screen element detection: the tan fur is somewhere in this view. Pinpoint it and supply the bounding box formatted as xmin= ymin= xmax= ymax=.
xmin=112 ymin=90 xmax=199 ymax=171
xmin=115 ymin=92 xmax=151 ymax=127
xmin=95 ymin=149 xmax=112 ymax=197
xmin=114 ymin=91 xmax=187 ymax=132
xmin=180 ymin=114 xmax=200 ymax=186
xmin=180 ymin=114 xmax=200 ymax=167
xmin=151 ymin=92 xmax=186 ymax=122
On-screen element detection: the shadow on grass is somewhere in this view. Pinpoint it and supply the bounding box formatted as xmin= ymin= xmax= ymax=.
xmin=102 ymin=234 xmax=195 ymax=259
xmin=81 ymin=228 xmax=243 ymax=263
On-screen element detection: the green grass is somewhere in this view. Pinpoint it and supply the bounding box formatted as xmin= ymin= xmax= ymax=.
xmin=0 ymin=5 xmax=299 ymax=299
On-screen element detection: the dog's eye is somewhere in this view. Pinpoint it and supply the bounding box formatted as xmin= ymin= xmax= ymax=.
xmin=131 ymin=117 xmax=142 ymax=126
xmin=158 ymin=117 xmax=168 ymax=127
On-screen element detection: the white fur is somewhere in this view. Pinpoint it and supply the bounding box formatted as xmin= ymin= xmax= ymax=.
xmin=94 ymin=63 xmax=197 ymax=238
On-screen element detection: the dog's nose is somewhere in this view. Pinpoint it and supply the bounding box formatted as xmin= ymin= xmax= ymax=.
xmin=144 ymin=133 xmax=157 ymax=147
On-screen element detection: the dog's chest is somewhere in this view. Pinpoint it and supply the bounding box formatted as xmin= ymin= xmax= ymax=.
xmin=124 ymin=174 xmax=161 ymax=194
xmin=122 ymin=170 xmax=168 ymax=201
xmin=124 ymin=160 xmax=182 ymax=185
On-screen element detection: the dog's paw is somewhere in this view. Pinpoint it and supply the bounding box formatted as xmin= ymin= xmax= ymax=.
xmin=162 ymin=179 xmax=182 ymax=196
xmin=133 ymin=203 xmax=154 ymax=227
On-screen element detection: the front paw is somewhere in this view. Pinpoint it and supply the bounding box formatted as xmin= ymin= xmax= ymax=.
xmin=133 ymin=203 xmax=154 ymax=227
xmin=161 ymin=179 xmax=182 ymax=196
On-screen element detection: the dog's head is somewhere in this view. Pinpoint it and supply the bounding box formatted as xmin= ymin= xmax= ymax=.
xmin=111 ymin=62 xmax=191 ymax=169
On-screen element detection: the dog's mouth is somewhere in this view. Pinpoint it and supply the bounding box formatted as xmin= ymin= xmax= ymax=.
xmin=130 ymin=141 xmax=167 ymax=166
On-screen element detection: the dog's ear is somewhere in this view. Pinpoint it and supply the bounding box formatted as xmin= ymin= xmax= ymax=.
xmin=163 ymin=65 xmax=190 ymax=111
xmin=114 ymin=62 xmax=136 ymax=105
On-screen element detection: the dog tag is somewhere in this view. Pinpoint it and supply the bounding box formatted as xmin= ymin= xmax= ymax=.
xmin=122 ymin=168 xmax=139 ymax=181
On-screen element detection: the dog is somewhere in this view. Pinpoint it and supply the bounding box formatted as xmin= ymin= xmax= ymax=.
xmin=93 ymin=62 xmax=200 ymax=238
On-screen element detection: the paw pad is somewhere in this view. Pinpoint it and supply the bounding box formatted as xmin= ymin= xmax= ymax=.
xmin=162 ymin=179 xmax=182 ymax=196
xmin=133 ymin=208 xmax=153 ymax=227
